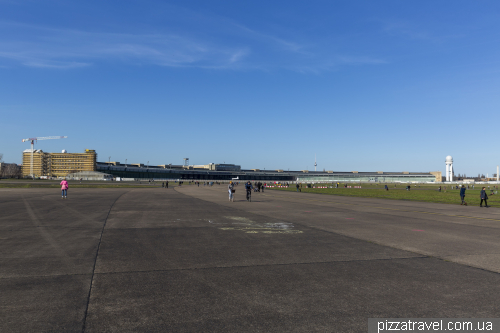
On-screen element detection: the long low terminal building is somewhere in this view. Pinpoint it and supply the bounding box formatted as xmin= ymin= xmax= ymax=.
xmin=96 ymin=162 xmax=441 ymax=183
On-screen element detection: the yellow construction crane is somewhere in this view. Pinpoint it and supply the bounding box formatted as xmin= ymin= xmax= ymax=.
xmin=22 ymin=136 xmax=68 ymax=179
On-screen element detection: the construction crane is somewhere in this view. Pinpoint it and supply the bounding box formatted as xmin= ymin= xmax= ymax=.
xmin=21 ymin=136 xmax=68 ymax=179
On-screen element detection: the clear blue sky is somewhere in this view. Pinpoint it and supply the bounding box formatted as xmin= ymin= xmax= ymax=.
xmin=1 ymin=0 xmax=499 ymax=177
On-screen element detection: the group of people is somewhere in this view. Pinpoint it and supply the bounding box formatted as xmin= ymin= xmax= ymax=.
xmin=253 ymin=182 xmax=265 ymax=192
xmin=228 ymin=181 xmax=265 ymax=202
xmin=459 ymin=185 xmax=492 ymax=207
xmin=57 ymin=178 xmax=496 ymax=208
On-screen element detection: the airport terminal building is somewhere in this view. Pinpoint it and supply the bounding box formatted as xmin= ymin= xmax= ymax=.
xmin=96 ymin=162 xmax=440 ymax=183
xmin=20 ymin=149 xmax=441 ymax=182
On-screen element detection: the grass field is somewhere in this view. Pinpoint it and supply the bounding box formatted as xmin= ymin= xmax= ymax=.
xmin=268 ymin=184 xmax=500 ymax=208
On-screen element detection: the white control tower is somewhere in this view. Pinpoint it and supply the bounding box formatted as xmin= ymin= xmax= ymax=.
xmin=445 ymin=156 xmax=453 ymax=182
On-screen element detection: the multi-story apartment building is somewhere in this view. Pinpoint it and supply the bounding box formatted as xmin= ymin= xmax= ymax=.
xmin=22 ymin=149 xmax=97 ymax=178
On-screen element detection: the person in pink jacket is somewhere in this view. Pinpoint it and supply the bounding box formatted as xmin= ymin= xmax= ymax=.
xmin=60 ymin=178 xmax=69 ymax=199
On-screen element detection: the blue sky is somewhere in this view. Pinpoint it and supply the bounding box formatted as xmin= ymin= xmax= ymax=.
xmin=1 ymin=0 xmax=499 ymax=177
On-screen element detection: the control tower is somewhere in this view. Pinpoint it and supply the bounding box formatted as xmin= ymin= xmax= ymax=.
xmin=445 ymin=156 xmax=453 ymax=182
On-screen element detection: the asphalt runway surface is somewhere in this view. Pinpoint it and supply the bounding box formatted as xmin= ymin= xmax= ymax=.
xmin=2 ymin=185 xmax=500 ymax=332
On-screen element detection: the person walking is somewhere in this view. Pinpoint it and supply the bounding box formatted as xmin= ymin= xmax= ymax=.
xmin=60 ymin=178 xmax=69 ymax=199
xmin=460 ymin=185 xmax=467 ymax=205
xmin=296 ymin=183 xmax=300 ymax=192
xmin=166 ymin=181 xmax=169 ymax=188
xmin=480 ymin=187 xmax=489 ymax=207
xmin=384 ymin=184 xmax=388 ymax=191
xmin=228 ymin=181 xmax=235 ymax=202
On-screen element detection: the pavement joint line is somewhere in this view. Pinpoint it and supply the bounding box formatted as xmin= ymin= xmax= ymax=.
xmin=81 ymin=190 xmax=130 ymax=333
xmin=1 ymin=226 xmax=105 ymax=230
xmin=22 ymin=196 xmax=76 ymax=267
xmin=265 ymin=192 xmax=500 ymax=222
xmin=372 ymin=206 xmax=500 ymax=222
xmin=90 ymin=255 xmax=430 ymax=275
xmin=0 ymin=272 xmax=92 ymax=280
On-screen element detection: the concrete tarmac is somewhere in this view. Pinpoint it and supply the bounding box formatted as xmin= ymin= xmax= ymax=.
xmin=1 ymin=186 xmax=500 ymax=332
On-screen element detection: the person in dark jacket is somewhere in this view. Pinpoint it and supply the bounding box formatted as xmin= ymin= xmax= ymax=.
xmin=459 ymin=185 xmax=466 ymax=205
xmin=245 ymin=181 xmax=253 ymax=201
xmin=480 ymin=187 xmax=489 ymax=207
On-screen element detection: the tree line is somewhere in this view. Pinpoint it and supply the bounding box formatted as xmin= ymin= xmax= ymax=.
xmin=0 ymin=154 xmax=22 ymax=179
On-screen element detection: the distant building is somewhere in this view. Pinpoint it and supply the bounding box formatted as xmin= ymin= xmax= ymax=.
xmin=65 ymin=170 xmax=113 ymax=181
xmin=193 ymin=163 xmax=241 ymax=171
xmin=97 ymin=162 xmax=247 ymax=180
xmin=96 ymin=160 xmax=441 ymax=182
xmin=484 ymin=177 xmax=499 ymax=182
xmin=296 ymin=171 xmax=440 ymax=183
xmin=22 ymin=149 xmax=97 ymax=178
xmin=20 ymin=147 xmax=441 ymax=182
